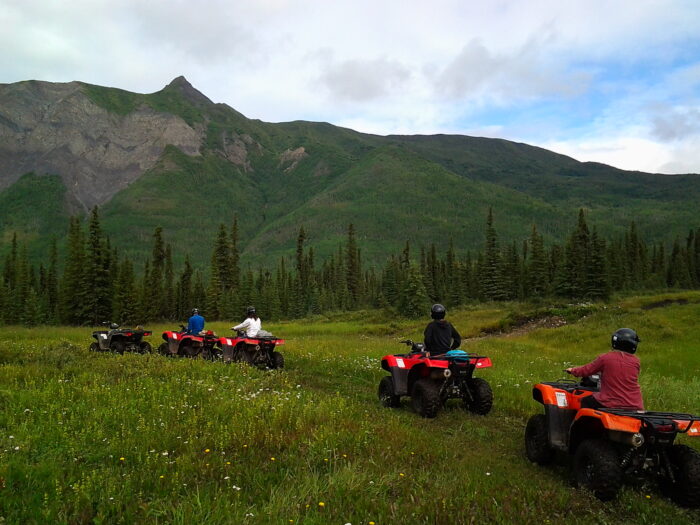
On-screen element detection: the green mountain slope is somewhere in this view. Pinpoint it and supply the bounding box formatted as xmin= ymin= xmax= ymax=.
xmin=1 ymin=77 xmax=699 ymax=267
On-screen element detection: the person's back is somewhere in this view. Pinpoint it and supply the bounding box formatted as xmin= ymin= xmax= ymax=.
xmin=187 ymin=308 xmax=205 ymax=335
xmin=233 ymin=306 xmax=262 ymax=337
xmin=567 ymin=328 xmax=643 ymax=410
xmin=423 ymin=304 xmax=461 ymax=355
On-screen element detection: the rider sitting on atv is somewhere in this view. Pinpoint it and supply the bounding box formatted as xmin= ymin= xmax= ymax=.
xmin=566 ymin=328 xmax=644 ymax=410
xmin=423 ymin=304 xmax=462 ymax=356
xmin=187 ymin=308 xmax=205 ymax=335
xmin=232 ymin=306 xmax=262 ymax=337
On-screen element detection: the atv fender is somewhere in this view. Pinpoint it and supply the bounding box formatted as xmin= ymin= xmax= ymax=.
xmin=569 ymin=411 xmax=642 ymax=453
xmin=381 ymin=359 xmax=411 ymax=396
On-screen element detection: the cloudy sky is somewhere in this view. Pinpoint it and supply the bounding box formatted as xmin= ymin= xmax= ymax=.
xmin=2 ymin=0 xmax=700 ymax=173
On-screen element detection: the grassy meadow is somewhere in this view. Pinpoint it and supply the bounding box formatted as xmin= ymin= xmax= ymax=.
xmin=1 ymin=293 xmax=700 ymax=524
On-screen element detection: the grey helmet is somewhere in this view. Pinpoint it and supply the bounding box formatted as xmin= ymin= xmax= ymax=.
xmin=431 ymin=304 xmax=446 ymax=320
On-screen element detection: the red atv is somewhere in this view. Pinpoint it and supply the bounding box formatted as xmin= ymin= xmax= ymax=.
xmin=157 ymin=325 xmax=222 ymax=360
xmin=90 ymin=322 xmax=152 ymax=353
xmin=219 ymin=330 xmax=285 ymax=369
xmin=525 ymin=374 xmax=700 ymax=505
xmin=378 ymin=339 xmax=493 ymax=418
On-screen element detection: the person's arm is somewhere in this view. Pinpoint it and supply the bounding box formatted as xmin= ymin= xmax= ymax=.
xmin=567 ymin=355 xmax=605 ymax=377
xmin=187 ymin=317 xmax=194 ymax=332
xmin=233 ymin=319 xmax=250 ymax=331
xmin=450 ymin=324 xmax=462 ymax=350
xmin=423 ymin=323 xmax=433 ymax=351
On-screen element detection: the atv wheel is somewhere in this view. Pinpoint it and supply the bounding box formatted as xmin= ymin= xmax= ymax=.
xmin=157 ymin=342 xmax=170 ymax=356
xmin=89 ymin=342 xmax=99 ymax=352
xmin=271 ymin=351 xmax=285 ymax=369
xmin=463 ymin=378 xmax=493 ymax=415
xmin=411 ymin=378 xmax=442 ymax=418
xmin=573 ymin=439 xmax=622 ymax=501
xmin=180 ymin=343 xmax=200 ymax=358
xmin=661 ymin=444 xmax=700 ymax=507
xmin=525 ymin=414 xmax=554 ymax=465
xmin=110 ymin=341 xmax=125 ymax=354
xmin=378 ymin=376 xmax=400 ymax=408
xmin=139 ymin=342 xmax=152 ymax=354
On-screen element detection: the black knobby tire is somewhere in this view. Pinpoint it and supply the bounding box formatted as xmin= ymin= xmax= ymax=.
xmin=378 ymin=376 xmax=401 ymax=408
xmin=89 ymin=342 xmax=99 ymax=352
xmin=661 ymin=444 xmax=700 ymax=507
xmin=157 ymin=342 xmax=170 ymax=356
xmin=411 ymin=378 xmax=442 ymax=418
xmin=463 ymin=377 xmax=493 ymax=415
xmin=525 ymin=413 xmax=555 ymax=465
xmin=180 ymin=343 xmax=199 ymax=358
xmin=271 ymin=351 xmax=284 ymax=369
xmin=573 ymin=439 xmax=622 ymax=501
xmin=139 ymin=342 xmax=152 ymax=354
xmin=110 ymin=341 xmax=125 ymax=354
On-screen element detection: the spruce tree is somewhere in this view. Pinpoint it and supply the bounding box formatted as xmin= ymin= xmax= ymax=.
xmin=59 ymin=217 xmax=86 ymax=324
xmin=397 ymin=263 xmax=430 ymax=318
xmin=481 ymin=208 xmax=507 ymax=301
xmin=83 ymin=207 xmax=112 ymax=325
xmin=527 ymin=225 xmax=548 ymax=298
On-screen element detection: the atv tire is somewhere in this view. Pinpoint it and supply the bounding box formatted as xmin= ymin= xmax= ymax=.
xmin=271 ymin=351 xmax=284 ymax=369
xmin=662 ymin=444 xmax=700 ymax=507
xmin=463 ymin=377 xmax=493 ymax=415
xmin=525 ymin=414 xmax=555 ymax=465
xmin=110 ymin=341 xmax=125 ymax=354
xmin=139 ymin=342 xmax=152 ymax=354
xmin=411 ymin=378 xmax=442 ymax=418
xmin=378 ymin=376 xmax=401 ymax=408
xmin=157 ymin=342 xmax=170 ymax=356
xmin=573 ymin=439 xmax=622 ymax=501
xmin=180 ymin=343 xmax=198 ymax=358
xmin=89 ymin=342 xmax=99 ymax=352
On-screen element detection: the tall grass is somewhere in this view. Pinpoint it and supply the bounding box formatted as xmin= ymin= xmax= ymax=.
xmin=1 ymin=293 xmax=699 ymax=523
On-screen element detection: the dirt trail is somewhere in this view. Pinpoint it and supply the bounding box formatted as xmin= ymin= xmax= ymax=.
xmin=465 ymin=315 xmax=568 ymax=342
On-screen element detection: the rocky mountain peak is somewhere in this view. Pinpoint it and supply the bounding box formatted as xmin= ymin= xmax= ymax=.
xmin=163 ymin=75 xmax=213 ymax=105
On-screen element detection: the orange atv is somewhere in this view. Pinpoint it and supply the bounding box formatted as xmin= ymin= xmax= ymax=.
xmin=525 ymin=375 xmax=700 ymax=505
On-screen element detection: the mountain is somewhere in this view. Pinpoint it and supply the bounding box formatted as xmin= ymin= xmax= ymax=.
xmin=1 ymin=76 xmax=699 ymax=266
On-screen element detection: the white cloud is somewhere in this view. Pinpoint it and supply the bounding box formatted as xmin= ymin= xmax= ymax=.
xmin=1 ymin=0 xmax=699 ymax=173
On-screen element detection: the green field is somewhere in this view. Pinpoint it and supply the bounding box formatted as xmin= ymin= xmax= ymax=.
xmin=1 ymin=294 xmax=700 ymax=524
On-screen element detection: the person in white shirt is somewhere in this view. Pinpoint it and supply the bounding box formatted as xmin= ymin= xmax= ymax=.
xmin=233 ymin=306 xmax=261 ymax=337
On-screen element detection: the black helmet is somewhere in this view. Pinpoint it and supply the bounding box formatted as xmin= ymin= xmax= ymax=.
xmin=431 ymin=304 xmax=446 ymax=320
xmin=246 ymin=306 xmax=256 ymax=316
xmin=192 ymin=308 xmax=199 ymax=315
xmin=611 ymin=328 xmax=640 ymax=353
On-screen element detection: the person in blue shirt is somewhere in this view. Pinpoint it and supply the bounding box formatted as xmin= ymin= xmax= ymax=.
xmin=187 ymin=308 xmax=205 ymax=335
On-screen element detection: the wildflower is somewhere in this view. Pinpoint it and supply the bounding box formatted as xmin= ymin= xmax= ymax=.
xmin=369 ymin=522 xmax=376 ymax=525
xmin=270 ymin=457 xmax=276 ymax=461
xmin=119 ymin=457 xmax=125 ymax=461
xmin=226 ymin=461 xmax=231 ymax=465
xmin=204 ymin=449 xmax=210 ymax=453
xmin=646 ymin=495 xmax=651 ymax=499
xmin=224 ymin=476 xmax=230 ymax=480
xmin=162 ymin=451 xmax=169 ymax=456
xmin=486 ymin=472 xmax=491 ymax=476
xmin=159 ymin=475 xmax=164 ymax=479
xmin=324 ymin=458 xmax=329 ymax=462
xmin=399 ymin=473 xmax=405 ymax=477
xmin=318 ymin=502 xmax=325 ymax=507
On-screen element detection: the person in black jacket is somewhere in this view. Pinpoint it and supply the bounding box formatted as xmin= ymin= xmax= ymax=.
xmin=423 ymin=304 xmax=461 ymax=355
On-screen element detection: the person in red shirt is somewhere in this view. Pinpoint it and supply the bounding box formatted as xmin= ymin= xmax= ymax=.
xmin=565 ymin=328 xmax=644 ymax=411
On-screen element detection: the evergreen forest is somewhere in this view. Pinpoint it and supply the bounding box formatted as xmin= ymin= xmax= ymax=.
xmin=1 ymin=207 xmax=700 ymax=326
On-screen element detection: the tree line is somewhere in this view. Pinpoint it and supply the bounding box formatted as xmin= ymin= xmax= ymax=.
xmin=1 ymin=207 xmax=699 ymax=326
